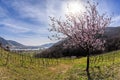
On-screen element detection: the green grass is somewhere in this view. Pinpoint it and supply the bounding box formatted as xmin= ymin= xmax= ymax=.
xmin=0 ymin=48 xmax=120 ymax=80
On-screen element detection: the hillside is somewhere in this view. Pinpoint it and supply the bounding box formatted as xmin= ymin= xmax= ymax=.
xmin=36 ymin=27 xmax=120 ymax=58
xmin=105 ymin=26 xmax=120 ymax=38
xmin=0 ymin=47 xmax=120 ymax=80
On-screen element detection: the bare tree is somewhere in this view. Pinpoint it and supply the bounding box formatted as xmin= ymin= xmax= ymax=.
xmin=49 ymin=1 xmax=111 ymax=79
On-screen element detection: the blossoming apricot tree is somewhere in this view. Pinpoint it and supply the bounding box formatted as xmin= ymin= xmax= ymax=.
xmin=49 ymin=1 xmax=111 ymax=75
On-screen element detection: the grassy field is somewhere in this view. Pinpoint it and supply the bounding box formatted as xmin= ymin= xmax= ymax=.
xmin=0 ymin=48 xmax=120 ymax=80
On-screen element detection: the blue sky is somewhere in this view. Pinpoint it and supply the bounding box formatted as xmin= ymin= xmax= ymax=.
xmin=0 ymin=0 xmax=120 ymax=46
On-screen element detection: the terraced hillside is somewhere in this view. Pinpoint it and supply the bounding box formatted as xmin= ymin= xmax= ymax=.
xmin=0 ymin=47 xmax=120 ymax=80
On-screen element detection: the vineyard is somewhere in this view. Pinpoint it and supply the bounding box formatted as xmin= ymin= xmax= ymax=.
xmin=0 ymin=47 xmax=120 ymax=80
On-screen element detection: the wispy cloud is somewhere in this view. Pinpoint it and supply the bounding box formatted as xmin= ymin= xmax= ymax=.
xmin=110 ymin=15 xmax=120 ymax=26
xmin=0 ymin=17 xmax=31 ymax=33
xmin=112 ymin=16 xmax=120 ymax=22
xmin=0 ymin=6 xmax=8 ymax=18
xmin=2 ymin=0 xmax=47 ymax=24
xmin=0 ymin=0 xmax=120 ymax=45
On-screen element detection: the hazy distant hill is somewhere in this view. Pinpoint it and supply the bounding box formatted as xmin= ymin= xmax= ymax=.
xmin=0 ymin=37 xmax=54 ymax=50
xmin=40 ymin=43 xmax=54 ymax=48
xmin=105 ymin=27 xmax=120 ymax=38
xmin=0 ymin=37 xmax=10 ymax=47
xmin=0 ymin=37 xmax=25 ymax=49
xmin=35 ymin=26 xmax=120 ymax=58
xmin=7 ymin=40 xmax=25 ymax=48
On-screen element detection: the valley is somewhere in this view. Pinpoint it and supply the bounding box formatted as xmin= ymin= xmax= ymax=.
xmin=0 ymin=0 xmax=120 ymax=80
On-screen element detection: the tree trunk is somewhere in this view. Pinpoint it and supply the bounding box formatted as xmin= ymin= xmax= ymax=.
xmin=86 ymin=52 xmax=91 ymax=80
xmin=86 ymin=54 xmax=90 ymax=72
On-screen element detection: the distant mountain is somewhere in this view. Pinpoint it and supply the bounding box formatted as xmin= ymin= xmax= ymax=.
xmin=0 ymin=37 xmax=26 ymax=49
xmin=7 ymin=40 xmax=25 ymax=48
xmin=40 ymin=43 xmax=54 ymax=49
xmin=0 ymin=36 xmax=54 ymax=50
xmin=0 ymin=37 xmax=10 ymax=47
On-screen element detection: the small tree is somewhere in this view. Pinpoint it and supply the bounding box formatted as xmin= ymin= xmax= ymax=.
xmin=6 ymin=46 xmax=10 ymax=51
xmin=49 ymin=1 xmax=111 ymax=78
xmin=0 ymin=43 xmax=2 ymax=47
xmin=5 ymin=46 xmax=10 ymax=66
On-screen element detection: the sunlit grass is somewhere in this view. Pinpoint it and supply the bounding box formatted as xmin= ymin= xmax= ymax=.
xmin=0 ymin=48 xmax=120 ymax=80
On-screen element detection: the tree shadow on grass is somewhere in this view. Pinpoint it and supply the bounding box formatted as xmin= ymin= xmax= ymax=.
xmin=89 ymin=65 xmax=118 ymax=80
xmin=64 ymin=64 xmax=120 ymax=80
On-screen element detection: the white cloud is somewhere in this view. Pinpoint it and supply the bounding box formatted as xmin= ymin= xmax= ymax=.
xmin=0 ymin=17 xmax=50 ymax=35
xmin=110 ymin=15 xmax=120 ymax=27
xmin=112 ymin=16 xmax=120 ymax=22
xmin=10 ymin=0 xmax=47 ymax=24
xmin=0 ymin=18 xmax=31 ymax=33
